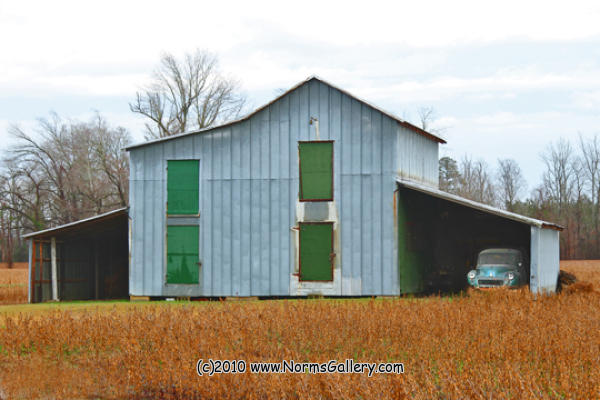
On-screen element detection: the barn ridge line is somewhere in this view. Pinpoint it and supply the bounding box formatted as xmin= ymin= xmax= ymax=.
xmin=124 ymin=75 xmax=447 ymax=152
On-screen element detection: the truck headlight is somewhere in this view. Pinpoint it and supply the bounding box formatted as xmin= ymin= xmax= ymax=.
xmin=467 ymin=271 xmax=476 ymax=280
xmin=507 ymin=272 xmax=515 ymax=281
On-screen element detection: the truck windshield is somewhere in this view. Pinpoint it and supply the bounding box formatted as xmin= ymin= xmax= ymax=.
xmin=478 ymin=252 xmax=519 ymax=266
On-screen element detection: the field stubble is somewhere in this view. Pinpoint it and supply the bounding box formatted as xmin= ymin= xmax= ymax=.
xmin=0 ymin=261 xmax=598 ymax=399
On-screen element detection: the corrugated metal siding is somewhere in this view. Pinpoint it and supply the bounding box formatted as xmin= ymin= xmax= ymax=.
xmin=129 ymin=79 xmax=438 ymax=296
xmin=530 ymin=226 xmax=560 ymax=293
xmin=397 ymin=124 xmax=439 ymax=186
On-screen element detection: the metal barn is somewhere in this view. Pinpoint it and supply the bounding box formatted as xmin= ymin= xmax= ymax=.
xmin=124 ymin=76 xmax=562 ymax=298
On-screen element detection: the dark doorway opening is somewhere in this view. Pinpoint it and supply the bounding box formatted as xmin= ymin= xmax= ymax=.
xmin=397 ymin=187 xmax=530 ymax=294
xmin=29 ymin=209 xmax=129 ymax=302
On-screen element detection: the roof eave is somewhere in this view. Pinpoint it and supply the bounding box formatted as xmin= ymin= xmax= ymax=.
xmin=21 ymin=207 xmax=129 ymax=239
xmin=396 ymin=178 xmax=563 ymax=231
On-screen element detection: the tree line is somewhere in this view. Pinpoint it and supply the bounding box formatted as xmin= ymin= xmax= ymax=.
xmin=439 ymin=135 xmax=600 ymax=259
xmin=0 ymin=114 xmax=131 ymax=264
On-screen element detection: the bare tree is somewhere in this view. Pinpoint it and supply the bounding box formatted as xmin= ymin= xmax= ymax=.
xmin=9 ymin=114 xmax=76 ymax=224
xmin=418 ymin=106 xmax=436 ymax=132
xmin=0 ymin=186 xmax=16 ymax=267
xmin=0 ymin=113 xmax=131 ymax=265
xmin=541 ymin=139 xmax=575 ymax=215
xmin=130 ymin=49 xmax=246 ymax=139
xmin=579 ymin=134 xmax=600 ymax=204
xmin=90 ymin=115 xmax=130 ymax=207
xmin=579 ymin=134 xmax=600 ymax=252
xmin=0 ymin=159 xmax=47 ymax=232
xmin=530 ymin=184 xmax=552 ymax=211
xmin=417 ymin=106 xmax=446 ymax=135
xmin=5 ymin=113 xmax=131 ymax=226
xmin=457 ymin=156 xmax=496 ymax=205
xmin=496 ymin=158 xmax=526 ymax=211
xmin=570 ymin=156 xmax=587 ymax=258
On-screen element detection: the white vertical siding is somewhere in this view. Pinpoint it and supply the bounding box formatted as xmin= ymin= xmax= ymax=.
xmin=530 ymin=227 xmax=560 ymax=293
xmin=397 ymin=124 xmax=439 ymax=187
xmin=128 ymin=79 xmax=439 ymax=296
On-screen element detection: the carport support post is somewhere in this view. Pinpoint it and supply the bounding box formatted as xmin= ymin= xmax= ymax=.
xmin=51 ymin=236 xmax=58 ymax=301
xmin=95 ymin=239 xmax=99 ymax=300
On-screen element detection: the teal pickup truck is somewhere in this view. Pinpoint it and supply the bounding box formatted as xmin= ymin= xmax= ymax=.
xmin=467 ymin=248 xmax=526 ymax=289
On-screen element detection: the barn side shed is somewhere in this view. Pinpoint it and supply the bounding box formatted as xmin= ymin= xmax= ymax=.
xmin=23 ymin=208 xmax=129 ymax=303
xmin=395 ymin=179 xmax=562 ymax=294
xmin=125 ymin=76 xmax=562 ymax=298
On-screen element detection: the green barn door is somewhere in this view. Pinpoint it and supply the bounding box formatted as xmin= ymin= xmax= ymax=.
xmin=167 ymin=225 xmax=199 ymax=284
xmin=298 ymin=141 xmax=334 ymax=201
xmin=166 ymin=159 xmax=200 ymax=285
xmin=299 ymin=223 xmax=334 ymax=281
xmin=167 ymin=160 xmax=199 ymax=215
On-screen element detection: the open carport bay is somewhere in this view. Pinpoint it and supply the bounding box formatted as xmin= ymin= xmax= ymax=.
xmin=396 ymin=179 xmax=560 ymax=294
xmin=24 ymin=208 xmax=129 ymax=303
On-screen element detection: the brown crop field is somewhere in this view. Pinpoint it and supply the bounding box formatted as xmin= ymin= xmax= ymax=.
xmin=560 ymin=260 xmax=600 ymax=285
xmin=0 ymin=267 xmax=28 ymax=305
xmin=0 ymin=263 xmax=27 ymax=270
xmin=0 ymin=262 xmax=598 ymax=399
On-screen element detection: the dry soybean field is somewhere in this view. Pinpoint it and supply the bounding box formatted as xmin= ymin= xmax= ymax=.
xmin=0 ymin=263 xmax=28 ymax=306
xmin=0 ymin=262 xmax=598 ymax=399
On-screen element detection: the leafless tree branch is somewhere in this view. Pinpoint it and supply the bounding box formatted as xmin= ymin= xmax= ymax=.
xmin=130 ymin=49 xmax=246 ymax=139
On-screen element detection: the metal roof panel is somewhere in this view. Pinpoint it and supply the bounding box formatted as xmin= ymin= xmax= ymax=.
xmin=396 ymin=178 xmax=563 ymax=231
xmin=21 ymin=207 xmax=128 ymax=239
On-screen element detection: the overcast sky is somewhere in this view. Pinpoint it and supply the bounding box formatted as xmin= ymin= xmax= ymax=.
xmin=1 ymin=0 xmax=600 ymax=193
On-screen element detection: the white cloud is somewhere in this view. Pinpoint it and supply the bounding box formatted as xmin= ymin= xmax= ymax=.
xmin=0 ymin=72 xmax=149 ymax=98
xmin=571 ymin=90 xmax=600 ymax=110
xmin=2 ymin=0 xmax=600 ymax=99
xmin=355 ymin=68 xmax=600 ymax=104
xmin=35 ymin=74 xmax=148 ymax=97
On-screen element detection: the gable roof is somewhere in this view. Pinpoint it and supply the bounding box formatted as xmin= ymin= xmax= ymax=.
xmin=125 ymin=76 xmax=446 ymax=151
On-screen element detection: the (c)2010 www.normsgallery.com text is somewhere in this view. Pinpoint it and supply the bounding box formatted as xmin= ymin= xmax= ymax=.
xmin=196 ymin=359 xmax=405 ymax=377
